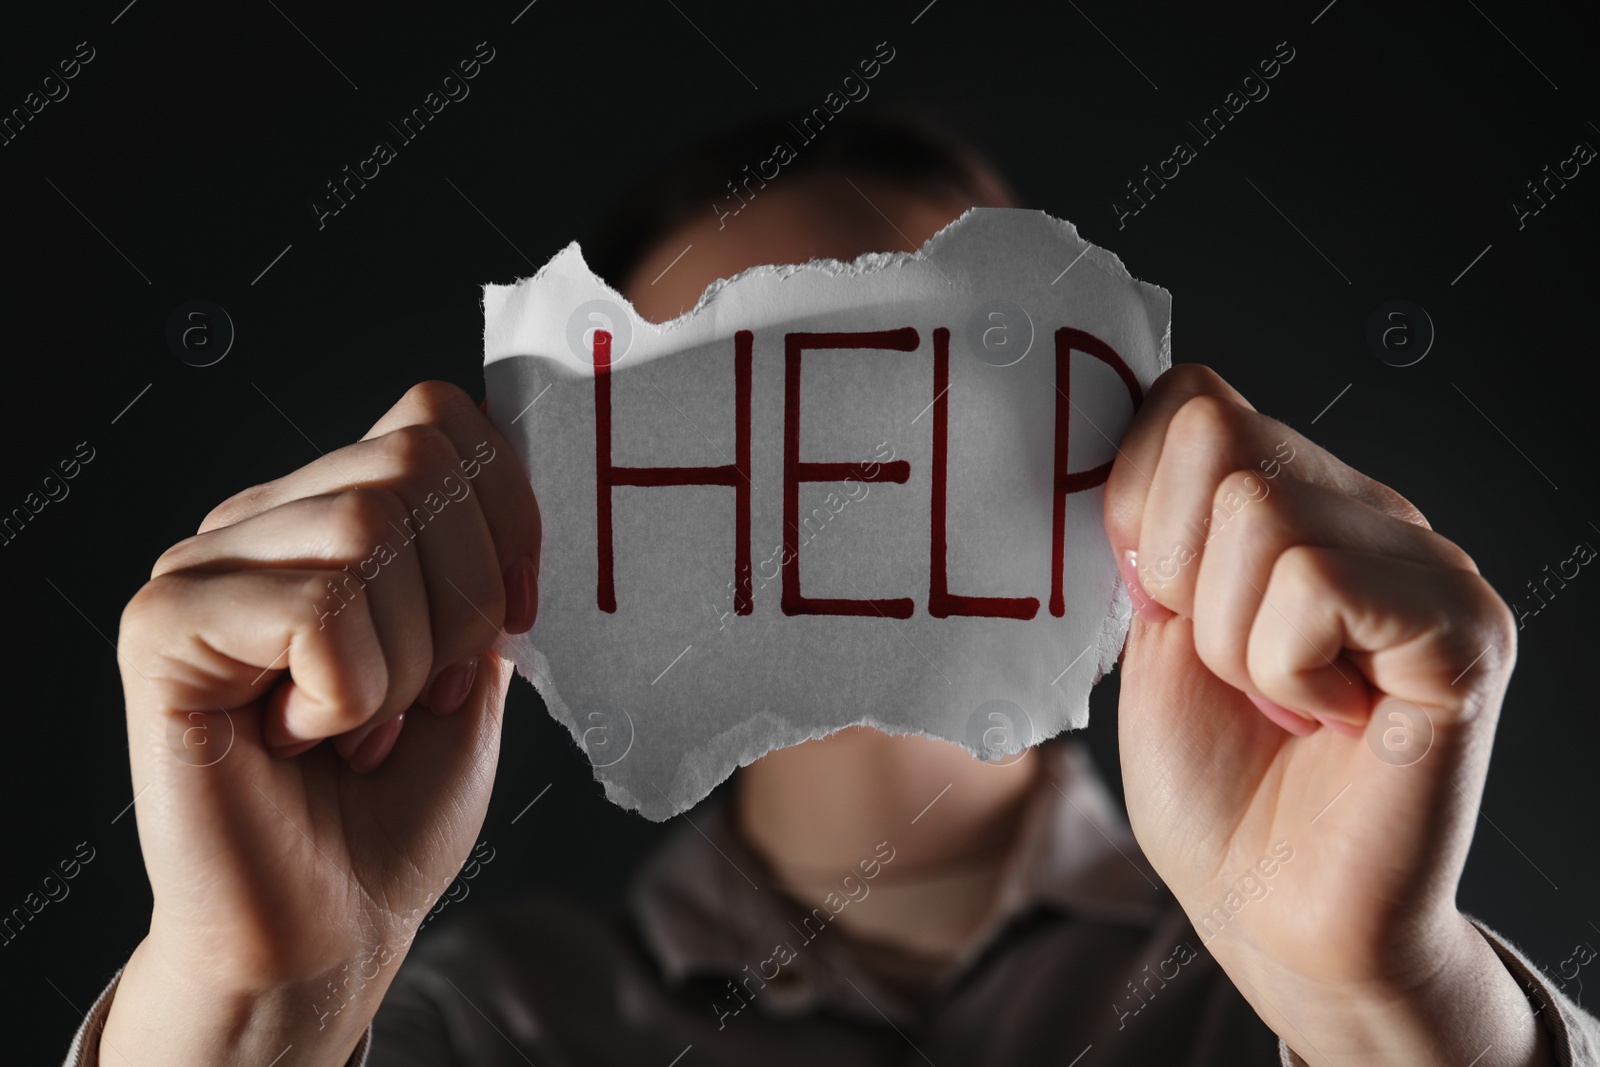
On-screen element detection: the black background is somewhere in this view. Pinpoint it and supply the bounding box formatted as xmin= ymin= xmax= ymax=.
xmin=3 ymin=1 xmax=1595 ymax=1060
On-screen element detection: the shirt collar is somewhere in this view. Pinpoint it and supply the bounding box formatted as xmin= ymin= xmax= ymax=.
xmin=629 ymin=739 xmax=1169 ymax=1021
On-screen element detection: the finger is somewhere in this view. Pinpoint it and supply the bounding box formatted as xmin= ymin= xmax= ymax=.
xmin=1105 ymin=366 xmax=1256 ymax=582
xmin=204 ymin=382 xmax=542 ymax=634
xmin=198 ymin=425 xmax=509 ymax=676
xmin=1136 ymin=402 xmax=1297 ymax=616
xmin=361 ymin=381 xmax=541 ymax=631
xmin=345 ymin=711 xmax=405 ymax=774
xmin=165 ymin=485 xmax=489 ymax=719
xmin=1245 ymin=546 xmax=1515 ymax=730
xmin=121 ymin=568 xmax=389 ymax=745
xmin=154 ymin=489 xmax=437 ymax=751
xmin=1184 ymin=476 xmax=1478 ymax=704
xmin=365 ymin=649 xmax=514 ymax=796
xmin=1105 ymin=366 xmax=1430 ymax=608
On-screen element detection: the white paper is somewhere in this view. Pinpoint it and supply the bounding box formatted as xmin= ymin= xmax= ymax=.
xmin=483 ymin=207 xmax=1171 ymax=821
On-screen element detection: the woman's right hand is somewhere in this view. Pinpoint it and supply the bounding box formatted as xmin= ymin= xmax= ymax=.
xmin=100 ymin=381 xmax=540 ymax=1066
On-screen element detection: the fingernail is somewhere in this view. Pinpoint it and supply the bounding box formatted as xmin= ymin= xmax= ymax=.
xmin=1247 ymin=694 xmax=1320 ymax=737
xmin=350 ymin=714 xmax=404 ymax=774
xmin=504 ymin=555 xmax=537 ymax=634
xmin=269 ymin=739 xmax=319 ymax=759
xmin=1121 ymin=549 xmax=1174 ymax=622
xmin=1314 ymin=714 xmax=1365 ymax=739
xmin=334 ymin=720 xmax=377 ymax=761
xmin=428 ymin=658 xmax=478 ymax=715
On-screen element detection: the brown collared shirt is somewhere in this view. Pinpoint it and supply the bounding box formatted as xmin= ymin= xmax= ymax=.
xmin=64 ymin=742 xmax=1600 ymax=1065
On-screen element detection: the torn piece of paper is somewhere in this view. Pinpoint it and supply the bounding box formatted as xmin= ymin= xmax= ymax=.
xmin=484 ymin=207 xmax=1170 ymax=821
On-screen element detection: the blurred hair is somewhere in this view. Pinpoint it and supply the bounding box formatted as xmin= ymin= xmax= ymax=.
xmin=580 ymin=106 xmax=1018 ymax=289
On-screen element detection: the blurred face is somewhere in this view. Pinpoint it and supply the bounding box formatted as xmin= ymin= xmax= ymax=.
xmin=619 ymin=172 xmax=1038 ymax=875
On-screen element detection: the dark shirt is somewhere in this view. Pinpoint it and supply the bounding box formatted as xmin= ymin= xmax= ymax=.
xmin=65 ymin=742 xmax=1599 ymax=1065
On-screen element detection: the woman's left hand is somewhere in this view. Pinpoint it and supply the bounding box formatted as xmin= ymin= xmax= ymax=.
xmin=1105 ymin=364 xmax=1551 ymax=1066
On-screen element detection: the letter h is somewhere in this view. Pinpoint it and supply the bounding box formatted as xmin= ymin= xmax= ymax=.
xmin=594 ymin=329 xmax=753 ymax=613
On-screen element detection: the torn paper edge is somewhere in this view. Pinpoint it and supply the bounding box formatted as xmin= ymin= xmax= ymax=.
xmin=486 ymin=208 xmax=1170 ymax=817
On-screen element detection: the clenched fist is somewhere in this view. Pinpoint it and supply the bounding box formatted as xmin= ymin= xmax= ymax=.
xmin=104 ymin=382 xmax=539 ymax=1066
xmin=1107 ymin=366 xmax=1547 ymax=1066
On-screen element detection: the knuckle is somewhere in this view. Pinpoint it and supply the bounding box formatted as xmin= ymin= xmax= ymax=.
xmin=380 ymin=422 xmax=460 ymax=477
xmin=1216 ymin=468 xmax=1275 ymax=509
xmin=1167 ymin=393 xmax=1250 ymax=456
xmin=1161 ymin=363 xmax=1232 ymax=398
xmin=326 ymin=487 xmax=410 ymax=555
xmin=1270 ymin=543 xmax=1329 ymax=601
xmin=1217 ymin=467 xmax=1266 ymax=497
xmin=398 ymin=380 xmax=477 ymax=423
xmin=1465 ymin=574 xmax=1517 ymax=670
xmin=118 ymin=577 xmax=170 ymax=650
xmin=1211 ymin=469 xmax=1283 ymax=537
xmin=301 ymin=569 xmax=346 ymax=614
xmin=118 ymin=575 xmax=197 ymax=681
